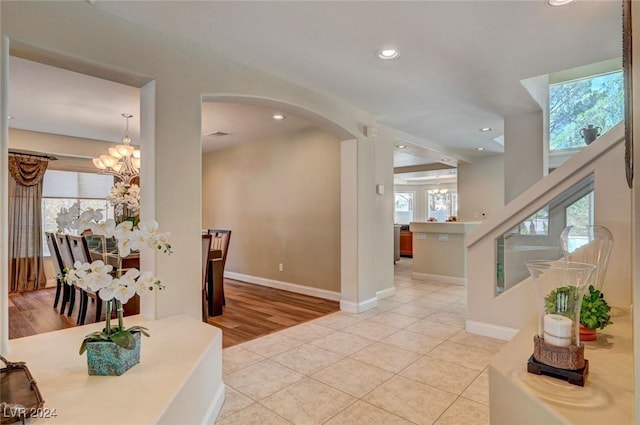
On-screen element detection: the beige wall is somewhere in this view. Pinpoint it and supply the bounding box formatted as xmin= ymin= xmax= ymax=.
xmin=202 ymin=128 xmax=341 ymax=292
xmin=457 ymin=155 xmax=505 ymax=222
xmin=504 ymin=111 xmax=544 ymax=202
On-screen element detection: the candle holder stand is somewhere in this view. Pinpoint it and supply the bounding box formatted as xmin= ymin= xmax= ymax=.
xmin=527 ymin=335 xmax=588 ymax=386
xmin=525 ymin=260 xmax=595 ymax=388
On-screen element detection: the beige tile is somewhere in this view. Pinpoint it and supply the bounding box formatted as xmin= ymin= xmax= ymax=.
xmin=434 ymin=397 xmax=489 ymax=425
xmin=407 ymin=297 xmax=452 ymax=310
xmin=399 ymin=356 xmax=479 ymax=394
xmin=343 ymin=321 xmax=399 ymax=341
xmin=223 ymin=346 xmax=266 ymax=375
xmin=311 ymin=311 xmax=367 ymax=330
xmin=462 ymin=370 xmax=489 ymax=406
xmin=260 ymin=378 xmax=356 ymax=425
xmin=363 ymin=375 xmax=456 ymax=425
xmin=376 ymin=299 xmax=405 ymax=311
xmin=310 ymin=330 xmax=374 ymax=355
xmin=225 ymin=360 xmax=303 ymax=400
xmin=218 ymin=386 xmax=254 ymax=419
xmin=427 ymin=342 xmax=494 ymax=371
xmin=216 ymin=403 xmax=291 ymax=425
xmin=389 ymin=304 xmax=435 ymax=319
xmin=426 ymin=311 xmax=467 ymax=327
xmin=427 ymin=291 xmax=464 ymax=303
xmin=404 ymin=319 xmax=462 ymax=339
xmin=394 ymin=287 xmax=434 ymax=297
xmin=448 ymin=331 xmax=506 ymax=354
xmin=437 ymin=286 xmax=468 ymax=297
xmin=380 ymin=329 xmax=444 ymax=354
xmin=240 ymin=333 xmax=304 ymax=358
xmin=367 ymin=311 xmax=420 ymax=329
xmin=278 ymin=322 xmax=336 ymax=343
xmin=386 ymin=292 xmax=425 ymax=303
xmin=324 ymin=400 xmax=414 ymax=425
xmin=349 ymin=342 xmax=421 ymax=373
xmin=312 ymin=358 xmax=393 ymax=398
xmin=271 ymin=343 xmax=344 ymax=375
xmin=440 ymin=302 xmax=467 ymax=315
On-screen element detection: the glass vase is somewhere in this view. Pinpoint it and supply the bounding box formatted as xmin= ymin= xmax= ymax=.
xmin=526 ymin=260 xmax=595 ymax=350
xmin=560 ymin=225 xmax=613 ymax=291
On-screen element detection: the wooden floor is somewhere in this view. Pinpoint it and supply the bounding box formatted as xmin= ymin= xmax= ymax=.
xmin=207 ymin=279 xmax=340 ymax=347
xmin=9 ymin=279 xmax=340 ymax=348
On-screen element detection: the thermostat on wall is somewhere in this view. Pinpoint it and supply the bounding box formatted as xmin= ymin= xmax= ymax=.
xmin=376 ymin=184 xmax=384 ymax=195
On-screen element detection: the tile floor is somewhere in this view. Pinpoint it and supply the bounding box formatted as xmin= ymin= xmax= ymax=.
xmin=216 ymin=259 xmax=505 ymax=425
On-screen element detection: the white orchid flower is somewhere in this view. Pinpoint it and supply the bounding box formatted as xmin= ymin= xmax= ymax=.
xmin=113 ymin=283 xmax=136 ymax=303
xmin=99 ymin=279 xmax=120 ymax=301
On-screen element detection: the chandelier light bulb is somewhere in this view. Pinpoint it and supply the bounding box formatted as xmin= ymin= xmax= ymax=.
xmin=92 ymin=113 xmax=141 ymax=185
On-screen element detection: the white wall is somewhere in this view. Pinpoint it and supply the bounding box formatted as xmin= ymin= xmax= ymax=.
xmin=457 ymin=155 xmax=505 ymax=222
xmin=202 ymin=128 xmax=341 ymax=294
xmin=504 ymin=111 xmax=544 ymax=202
xmin=0 ymin=1 xmax=395 ymax=351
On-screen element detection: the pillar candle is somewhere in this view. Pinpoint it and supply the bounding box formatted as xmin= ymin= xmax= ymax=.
xmin=543 ymin=314 xmax=573 ymax=347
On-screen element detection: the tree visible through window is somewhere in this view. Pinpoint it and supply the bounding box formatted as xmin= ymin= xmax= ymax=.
xmin=549 ymin=71 xmax=623 ymax=150
xmin=427 ymin=192 xmax=458 ymax=222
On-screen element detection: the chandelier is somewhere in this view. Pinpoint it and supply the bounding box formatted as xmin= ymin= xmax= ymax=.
xmin=428 ymin=178 xmax=448 ymax=195
xmin=92 ymin=113 xmax=140 ymax=185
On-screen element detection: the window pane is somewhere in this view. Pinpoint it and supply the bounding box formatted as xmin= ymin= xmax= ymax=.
xmin=43 ymin=170 xmax=113 ymax=199
xmin=427 ymin=191 xmax=458 ymax=222
xmin=549 ymin=71 xmax=623 ymax=150
xmin=394 ymin=192 xmax=414 ymax=224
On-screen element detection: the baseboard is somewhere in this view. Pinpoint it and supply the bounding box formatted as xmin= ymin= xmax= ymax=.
xmin=224 ymin=271 xmax=341 ymax=301
xmin=376 ymin=287 xmax=395 ymax=299
xmin=412 ymin=272 xmax=466 ymax=286
xmin=202 ymin=381 xmax=225 ymax=425
xmin=465 ymin=320 xmax=519 ymax=341
xmin=340 ymin=296 xmax=378 ymax=313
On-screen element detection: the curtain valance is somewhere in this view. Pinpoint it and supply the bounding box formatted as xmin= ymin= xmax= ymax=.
xmin=8 ymin=156 xmax=48 ymax=187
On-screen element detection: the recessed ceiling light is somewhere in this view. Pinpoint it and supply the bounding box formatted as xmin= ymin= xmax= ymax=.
xmin=477 ymin=147 xmax=486 ymax=151
xmin=397 ymin=145 xmax=407 ymax=149
xmin=441 ymin=157 xmax=450 ymax=162
xmin=479 ymin=127 xmax=491 ymax=132
xmin=273 ymin=113 xmax=286 ymax=120
xmin=377 ymin=48 xmax=400 ymax=60
xmin=548 ymin=0 xmax=575 ymax=6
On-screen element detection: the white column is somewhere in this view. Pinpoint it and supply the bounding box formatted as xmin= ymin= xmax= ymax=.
xmin=340 ymin=138 xmax=378 ymax=312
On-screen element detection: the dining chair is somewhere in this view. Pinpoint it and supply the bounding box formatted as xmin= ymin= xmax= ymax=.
xmin=208 ymin=229 xmax=232 ymax=308
xmin=201 ymin=234 xmax=212 ymax=322
xmin=45 ymin=232 xmax=69 ymax=313
xmin=67 ymin=235 xmax=103 ymax=325
xmin=55 ymin=233 xmax=77 ymax=318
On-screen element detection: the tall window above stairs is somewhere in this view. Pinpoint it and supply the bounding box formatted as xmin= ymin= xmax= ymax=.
xmin=549 ymin=70 xmax=623 ymax=151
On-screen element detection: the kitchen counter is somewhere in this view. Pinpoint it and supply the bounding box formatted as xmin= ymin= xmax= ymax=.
xmin=409 ymin=221 xmax=480 ymax=284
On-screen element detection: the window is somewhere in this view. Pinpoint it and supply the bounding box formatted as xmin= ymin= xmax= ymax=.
xmin=394 ymin=192 xmax=414 ymax=224
xmin=566 ymin=191 xmax=594 ymax=228
xmin=549 ymin=71 xmax=623 ymax=151
xmin=42 ymin=170 xmax=114 ymax=256
xmin=427 ymin=191 xmax=458 ymax=222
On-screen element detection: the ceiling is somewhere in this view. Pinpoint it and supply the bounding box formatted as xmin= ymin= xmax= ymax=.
xmin=7 ymin=1 xmax=623 ymax=171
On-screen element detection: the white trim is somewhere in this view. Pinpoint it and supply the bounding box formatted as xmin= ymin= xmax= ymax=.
xmin=412 ymin=272 xmax=466 ymax=286
xmin=376 ymin=286 xmax=396 ymax=299
xmin=224 ymin=271 xmax=341 ymax=301
xmin=340 ymin=296 xmax=378 ymax=313
xmin=465 ymin=319 xmax=519 ymax=341
xmin=201 ymin=382 xmax=225 ymax=425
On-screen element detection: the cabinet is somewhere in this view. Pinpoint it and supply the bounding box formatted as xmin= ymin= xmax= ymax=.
xmin=399 ymin=230 xmax=413 ymax=257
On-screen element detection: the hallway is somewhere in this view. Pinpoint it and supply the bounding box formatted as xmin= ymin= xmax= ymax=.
xmin=216 ymin=258 xmax=503 ymax=424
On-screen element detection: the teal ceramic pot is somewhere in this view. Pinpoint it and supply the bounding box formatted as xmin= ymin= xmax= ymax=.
xmin=86 ymin=331 xmax=141 ymax=376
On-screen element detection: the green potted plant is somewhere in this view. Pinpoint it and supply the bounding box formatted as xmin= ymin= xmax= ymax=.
xmin=543 ymin=285 xmax=612 ymax=342
xmin=579 ymin=285 xmax=612 ymax=341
